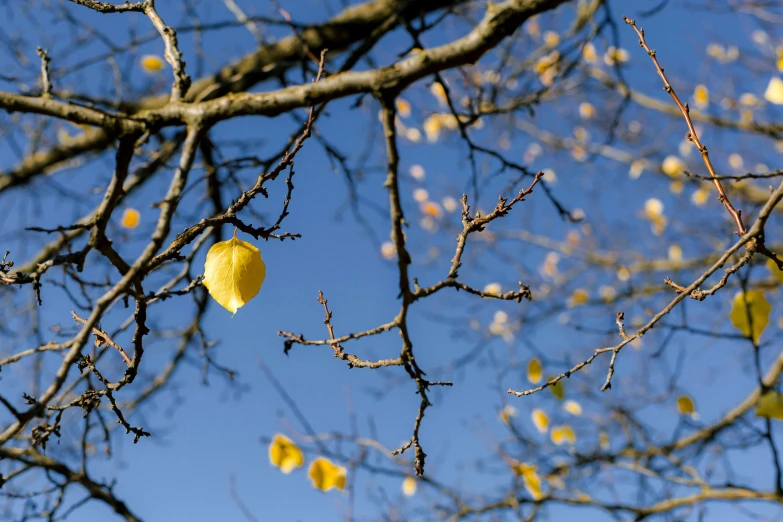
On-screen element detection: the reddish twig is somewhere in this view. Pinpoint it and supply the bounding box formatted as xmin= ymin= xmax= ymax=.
xmin=71 ymin=311 xmax=132 ymax=366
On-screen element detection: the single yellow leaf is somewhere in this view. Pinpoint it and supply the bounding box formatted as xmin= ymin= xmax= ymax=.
xmin=402 ymin=476 xmax=417 ymax=496
xmin=269 ymin=434 xmax=304 ymax=474
xmin=764 ymin=77 xmax=783 ymax=105
xmin=548 ymin=376 xmax=564 ymax=400
xmin=768 ymin=258 xmax=783 ymax=285
xmin=203 ymin=235 xmax=266 ymax=314
xmin=756 ymin=391 xmax=783 ymax=420
xmin=531 ymin=409 xmax=549 ymax=433
xmin=677 ymin=395 xmax=697 ymax=418
xmin=141 ymin=54 xmax=165 ymax=72
xmin=527 ymin=358 xmax=542 ymax=384
xmin=729 ymin=290 xmax=771 ymax=343
xmin=120 ymin=208 xmax=140 ymax=229
xmin=563 ymin=400 xmax=582 ymax=416
xmin=308 ymin=457 xmax=346 ymax=492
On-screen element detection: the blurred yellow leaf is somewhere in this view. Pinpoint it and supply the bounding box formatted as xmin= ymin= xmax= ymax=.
xmin=120 ymin=208 xmax=140 ymax=229
xmin=693 ymin=84 xmax=709 ymax=108
xmin=499 ymin=405 xmax=517 ymax=424
xmin=730 ymin=290 xmax=771 ymax=343
xmin=396 ymin=98 xmax=411 ymax=118
xmin=203 ymin=234 xmax=266 ymax=314
xmin=141 ymin=54 xmax=164 ymax=72
xmin=402 ymin=476 xmax=417 ymax=496
xmin=548 ymin=377 xmax=564 ymax=400
xmin=756 ymin=391 xmax=783 ymax=420
xmin=765 ymin=77 xmax=783 ymax=105
xmin=527 ymin=358 xmax=542 ymax=384
xmin=677 ymin=395 xmax=697 ymax=418
xmin=768 ymin=258 xmax=783 ymax=285
xmin=308 ymin=457 xmax=346 ymax=492
xmin=484 ymin=282 xmax=502 ymax=295
xmin=269 ymin=434 xmax=304 ymax=474
xmin=531 ymin=409 xmax=549 ymax=433
xmin=661 ymin=156 xmax=684 ymax=177
xmin=563 ymin=400 xmax=582 ymax=416
xmin=551 ymin=425 xmax=575 ymax=445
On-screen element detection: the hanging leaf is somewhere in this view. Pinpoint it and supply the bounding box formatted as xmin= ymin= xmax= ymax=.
xmin=677 ymin=395 xmax=697 ymax=419
xmin=268 ymin=434 xmax=304 ymax=474
xmin=308 ymin=457 xmax=346 ymax=492
xmin=547 ymin=376 xmax=564 ymax=400
xmin=729 ymin=290 xmax=771 ymax=344
xmin=203 ymin=234 xmax=266 ymax=314
xmin=527 ymin=358 xmax=542 ymax=384
xmin=402 ymin=476 xmax=417 ymax=497
xmin=756 ymin=391 xmax=783 ymax=420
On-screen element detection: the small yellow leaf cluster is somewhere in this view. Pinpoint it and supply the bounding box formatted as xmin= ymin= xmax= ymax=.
xmin=729 ymin=290 xmax=771 ymax=344
xmin=535 ymin=51 xmax=560 ymax=86
xmin=550 ymin=425 xmax=575 ymax=445
xmin=603 ymin=46 xmax=629 ymax=66
xmin=269 ymin=435 xmax=347 ymax=492
xmin=203 ymin=234 xmax=266 ymax=314
xmin=578 ymin=102 xmax=595 ymax=120
xmin=706 ymin=43 xmax=738 ymax=63
xmin=642 ymin=197 xmax=666 ymax=236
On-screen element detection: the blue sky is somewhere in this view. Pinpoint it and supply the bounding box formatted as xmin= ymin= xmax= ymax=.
xmin=2 ymin=0 xmax=783 ymax=521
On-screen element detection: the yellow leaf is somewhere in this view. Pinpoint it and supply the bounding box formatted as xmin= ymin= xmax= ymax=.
xmin=531 ymin=409 xmax=549 ymax=433
xmin=402 ymin=476 xmax=417 ymax=496
xmin=693 ymin=84 xmax=709 ymax=108
xmin=269 ymin=434 xmax=304 ymax=474
xmin=563 ymin=400 xmax=582 ymax=416
xmin=548 ymin=377 xmax=564 ymax=400
xmin=308 ymin=457 xmax=346 ymax=492
xmin=768 ymin=258 xmax=783 ymax=285
xmin=551 ymin=425 xmax=575 ymax=445
xmin=120 ymin=208 xmax=140 ymax=229
xmin=756 ymin=391 xmax=783 ymax=420
xmin=141 ymin=54 xmax=165 ymax=72
xmin=764 ymin=77 xmax=783 ymax=105
xmin=527 ymin=358 xmax=542 ymax=384
xmin=568 ymin=288 xmax=589 ymax=307
xmin=661 ymin=155 xmax=684 ymax=177
xmin=396 ymin=98 xmax=411 ymax=118
xmin=729 ymin=290 xmax=771 ymax=343
xmin=203 ymin=234 xmax=266 ymax=314
xmin=676 ymin=395 xmax=698 ymax=419
xmin=483 ymin=282 xmax=502 ymax=295
xmin=523 ymin=468 xmax=543 ymax=499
